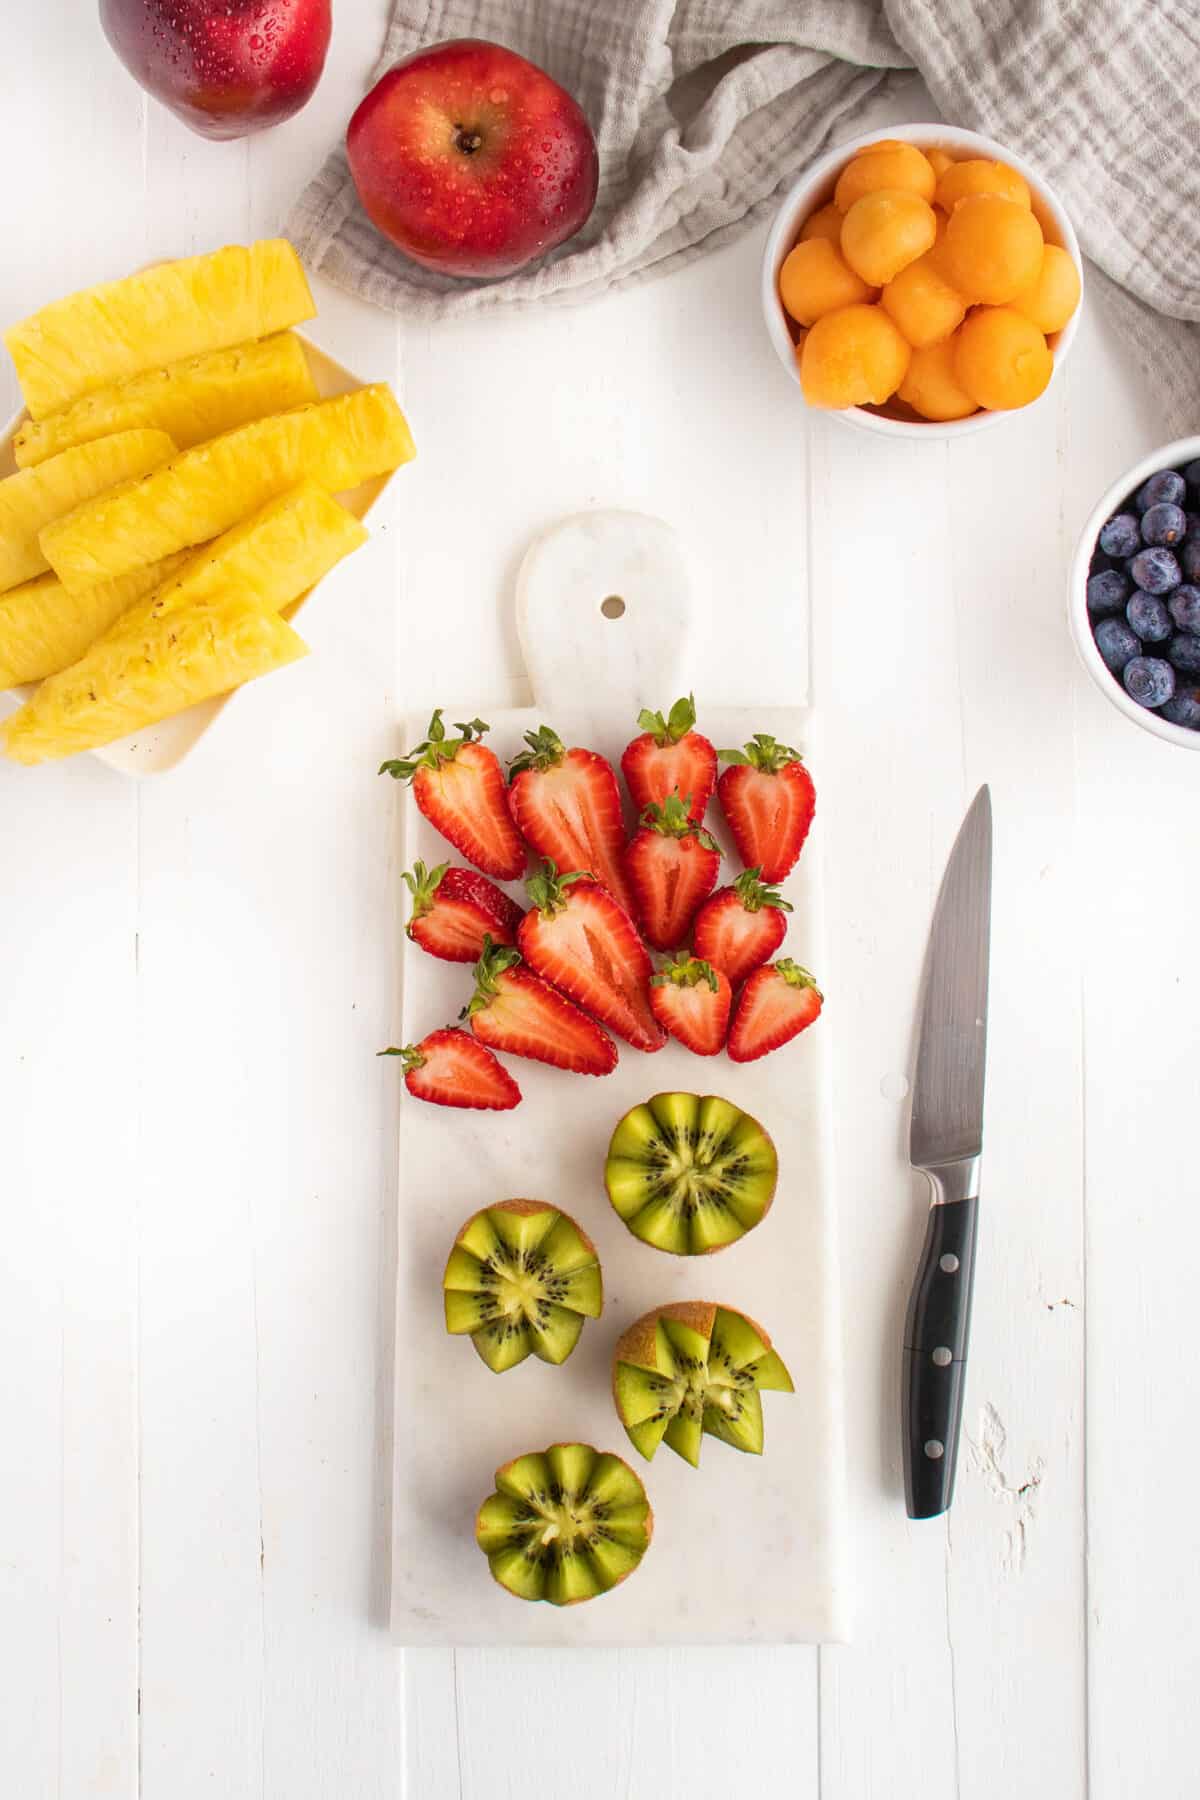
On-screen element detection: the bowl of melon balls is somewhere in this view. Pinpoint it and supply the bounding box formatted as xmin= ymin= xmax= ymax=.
xmin=761 ymin=124 xmax=1083 ymax=434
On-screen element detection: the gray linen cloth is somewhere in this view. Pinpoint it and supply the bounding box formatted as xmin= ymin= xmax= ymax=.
xmin=289 ymin=0 xmax=1200 ymax=432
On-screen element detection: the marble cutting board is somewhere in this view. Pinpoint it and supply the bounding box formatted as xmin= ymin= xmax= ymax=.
xmin=389 ymin=512 xmax=849 ymax=1646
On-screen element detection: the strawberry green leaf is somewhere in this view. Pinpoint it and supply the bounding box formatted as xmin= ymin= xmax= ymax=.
xmin=651 ymin=953 xmax=720 ymax=992
xmin=640 ymin=793 xmax=719 ymax=849
xmin=733 ymin=867 xmax=793 ymax=914
xmin=466 ymin=935 xmax=524 ymax=1013
xmin=525 ymin=858 xmax=592 ymax=915
xmin=718 ymin=733 xmax=803 ymax=773
xmin=401 ymin=860 xmax=449 ymax=922
xmin=774 ymin=959 xmax=822 ymax=996
xmin=380 ymin=708 xmax=491 ymax=780
xmin=508 ymin=723 xmax=567 ymax=777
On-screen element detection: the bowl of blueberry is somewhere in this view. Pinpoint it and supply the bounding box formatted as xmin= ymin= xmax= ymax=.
xmin=1072 ymin=439 xmax=1200 ymax=745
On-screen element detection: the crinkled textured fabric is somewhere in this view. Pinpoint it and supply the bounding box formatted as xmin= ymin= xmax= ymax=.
xmin=289 ymin=0 xmax=1200 ymax=430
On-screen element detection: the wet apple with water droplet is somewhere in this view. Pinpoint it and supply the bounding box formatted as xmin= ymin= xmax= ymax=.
xmin=346 ymin=38 xmax=598 ymax=279
xmin=99 ymin=0 xmax=330 ymax=140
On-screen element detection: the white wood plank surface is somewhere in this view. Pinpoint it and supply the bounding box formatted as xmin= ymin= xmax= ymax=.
xmin=2 ymin=7 xmax=1198 ymax=1794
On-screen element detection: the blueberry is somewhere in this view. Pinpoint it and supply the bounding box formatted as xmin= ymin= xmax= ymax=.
xmin=1093 ymin=617 xmax=1142 ymax=673
xmin=1180 ymin=539 xmax=1200 ymax=583
xmin=1127 ymin=591 xmax=1173 ymax=641
xmin=1167 ymin=632 xmax=1200 ymax=674
xmin=1136 ymin=469 xmax=1186 ymax=510
xmin=1168 ymin=585 xmax=1200 ymax=633
xmin=1098 ymin=511 xmax=1141 ymax=558
xmin=1184 ymin=459 xmax=1200 ymax=493
xmin=1086 ymin=568 xmax=1131 ymax=614
xmin=1141 ymin=502 xmax=1188 ymax=546
xmin=1161 ymin=684 xmax=1200 ymax=729
xmin=1123 ymin=656 xmax=1176 ymax=708
xmin=1129 ymin=546 xmax=1181 ymax=594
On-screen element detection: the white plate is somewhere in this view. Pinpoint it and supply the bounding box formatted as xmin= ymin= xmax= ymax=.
xmin=0 ymin=335 xmax=399 ymax=777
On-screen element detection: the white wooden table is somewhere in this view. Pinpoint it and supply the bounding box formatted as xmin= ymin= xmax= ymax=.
xmin=3 ymin=8 xmax=1197 ymax=1796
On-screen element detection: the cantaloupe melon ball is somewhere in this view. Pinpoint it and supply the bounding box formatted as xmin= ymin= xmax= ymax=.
xmin=841 ymin=190 xmax=938 ymax=286
xmin=935 ymin=158 xmax=1031 ymax=213
xmin=799 ymin=303 xmax=911 ymax=408
xmin=834 ymin=142 xmax=936 ymax=211
xmin=881 ymin=250 xmax=967 ymax=348
xmin=799 ymin=203 xmax=844 ymax=246
xmin=941 ymin=194 xmax=1044 ymax=302
xmin=897 ymin=335 xmax=978 ymax=421
xmin=779 ymin=239 xmax=876 ymax=327
xmin=1009 ymin=244 xmax=1081 ymax=334
xmin=954 ymin=306 xmax=1052 ymax=409
xmin=926 ymin=147 xmax=956 ymax=179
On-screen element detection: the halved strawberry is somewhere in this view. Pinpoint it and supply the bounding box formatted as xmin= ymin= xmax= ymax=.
xmin=727 ymin=960 xmax=823 ymax=1064
xmin=624 ymin=795 xmax=721 ymax=951
xmin=465 ymin=937 xmax=618 ymax=1076
xmin=381 ymin=712 xmax=526 ymax=880
xmin=380 ymin=1029 xmax=521 ymax=1110
xmin=402 ymin=860 xmax=523 ymax=963
xmin=517 ymin=861 xmax=666 ymax=1053
xmin=620 ymin=694 xmax=717 ymax=824
xmin=717 ymin=733 xmax=816 ymax=882
xmin=649 ymin=954 xmax=732 ymax=1056
xmin=507 ymin=726 xmax=638 ymax=921
xmin=692 ymin=867 xmax=793 ymax=986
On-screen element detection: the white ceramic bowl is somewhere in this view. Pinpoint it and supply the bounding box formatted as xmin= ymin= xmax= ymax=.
xmin=1069 ymin=435 xmax=1200 ymax=750
xmin=761 ymin=122 xmax=1084 ymax=438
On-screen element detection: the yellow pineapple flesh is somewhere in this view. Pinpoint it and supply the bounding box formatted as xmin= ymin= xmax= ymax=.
xmin=42 ymin=385 xmax=414 ymax=592
xmin=5 ymin=239 xmax=316 ymax=420
xmin=3 ymin=594 xmax=308 ymax=764
xmin=0 ymin=427 xmax=175 ymax=593
xmin=13 ymin=333 xmax=317 ymax=469
xmin=99 ymin=482 xmax=367 ymax=649
xmin=0 ymin=552 xmax=190 ymax=690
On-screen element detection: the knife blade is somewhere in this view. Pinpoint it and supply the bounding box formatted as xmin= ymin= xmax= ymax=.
xmin=902 ymin=785 xmax=992 ymax=1519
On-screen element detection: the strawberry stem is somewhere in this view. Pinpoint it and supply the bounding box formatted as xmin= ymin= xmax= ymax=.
xmin=379 ymin=1044 xmax=425 ymax=1071
xmin=465 ymin=934 xmax=523 ymax=1014
xmin=639 ymin=793 xmax=719 ymax=850
xmin=508 ymin=724 xmax=566 ymax=777
xmin=774 ymin=959 xmax=822 ymax=997
xmin=651 ymin=953 xmax=720 ymax=992
xmin=380 ymin=709 xmax=491 ymax=781
xmin=525 ymin=858 xmax=591 ymax=915
xmin=636 ymin=693 xmax=696 ymax=744
xmin=717 ymin=733 xmax=803 ymax=773
xmin=733 ymin=866 xmax=793 ymax=913
xmin=401 ymin=860 xmax=449 ymax=922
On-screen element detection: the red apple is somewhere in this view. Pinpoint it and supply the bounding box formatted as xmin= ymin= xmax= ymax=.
xmin=99 ymin=0 xmax=331 ymax=141
xmin=346 ymin=39 xmax=599 ymax=279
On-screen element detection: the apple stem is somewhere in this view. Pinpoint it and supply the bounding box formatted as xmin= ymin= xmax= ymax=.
xmin=454 ymin=126 xmax=484 ymax=156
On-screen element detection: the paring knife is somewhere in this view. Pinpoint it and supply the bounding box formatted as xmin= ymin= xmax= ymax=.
xmin=903 ymin=785 xmax=992 ymax=1520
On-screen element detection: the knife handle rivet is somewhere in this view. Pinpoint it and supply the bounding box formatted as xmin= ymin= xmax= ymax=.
xmin=932 ymin=1346 xmax=952 ymax=1367
xmin=939 ymin=1253 xmax=960 ymax=1274
xmin=924 ymin=1439 xmax=945 ymax=1460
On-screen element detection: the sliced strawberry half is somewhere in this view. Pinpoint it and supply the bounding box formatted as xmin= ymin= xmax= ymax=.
xmin=465 ymin=937 xmax=618 ymax=1076
xmin=692 ymin=867 xmax=793 ymax=986
xmin=727 ymin=960 xmax=823 ymax=1064
xmin=381 ymin=711 xmax=526 ymax=880
xmin=620 ymin=694 xmax=717 ymax=824
xmin=380 ymin=1029 xmax=521 ymax=1110
xmin=624 ymin=795 xmax=721 ymax=951
xmin=507 ymin=725 xmax=638 ymax=921
xmin=716 ymin=733 xmax=816 ymax=883
xmin=649 ymin=954 xmax=732 ymax=1056
xmin=517 ymin=860 xmax=665 ymax=1053
xmin=402 ymin=860 xmax=523 ymax=963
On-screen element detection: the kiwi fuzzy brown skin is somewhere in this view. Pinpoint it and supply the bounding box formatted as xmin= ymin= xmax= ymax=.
xmin=476 ymin=1442 xmax=654 ymax=1606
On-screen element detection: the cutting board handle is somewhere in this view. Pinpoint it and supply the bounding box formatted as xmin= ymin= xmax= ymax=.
xmin=515 ymin=510 xmax=700 ymax=720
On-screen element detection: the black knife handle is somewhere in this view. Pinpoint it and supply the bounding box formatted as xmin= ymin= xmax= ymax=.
xmin=902 ymin=1194 xmax=979 ymax=1519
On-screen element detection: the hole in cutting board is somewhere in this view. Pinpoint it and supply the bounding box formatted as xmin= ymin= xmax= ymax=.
xmin=600 ymin=594 xmax=626 ymax=619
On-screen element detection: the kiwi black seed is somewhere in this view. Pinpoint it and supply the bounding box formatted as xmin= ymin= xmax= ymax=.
xmin=442 ymin=1199 xmax=603 ymax=1372
xmin=603 ymin=1092 xmax=778 ymax=1255
xmin=475 ymin=1442 xmax=653 ymax=1604
xmin=612 ymin=1301 xmax=795 ymax=1467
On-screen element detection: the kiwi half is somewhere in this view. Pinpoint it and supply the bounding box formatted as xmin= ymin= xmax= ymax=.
xmin=603 ymin=1092 xmax=778 ymax=1255
xmin=476 ymin=1441 xmax=653 ymax=1604
xmin=613 ymin=1300 xmax=794 ymax=1466
xmin=442 ymin=1199 xmax=603 ymax=1372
